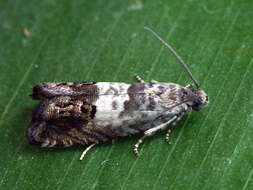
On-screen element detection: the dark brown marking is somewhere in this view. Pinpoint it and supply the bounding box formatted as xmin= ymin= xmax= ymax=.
xmin=27 ymin=82 xmax=101 ymax=147
xmin=157 ymin=85 xmax=166 ymax=95
xmin=105 ymin=86 xmax=119 ymax=95
xmin=112 ymin=100 xmax=118 ymax=110
xmin=126 ymin=124 xmax=142 ymax=132
xmin=90 ymin=106 xmax=96 ymax=119
xmin=147 ymin=96 xmax=157 ymax=111
xmin=75 ymin=127 xmax=103 ymax=143
xmin=168 ymin=84 xmax=176 ymax=89
xmin=30 ymin=82 xmax=98 ymax=100
xmin=120 ymin=83 xmax=145 ymax=117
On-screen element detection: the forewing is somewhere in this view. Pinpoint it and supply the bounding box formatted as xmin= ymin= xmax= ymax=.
xmin=26 ymin=96 xmax=118 ymax=147
xmin=30 ymin=82 xmax=98 ymax=100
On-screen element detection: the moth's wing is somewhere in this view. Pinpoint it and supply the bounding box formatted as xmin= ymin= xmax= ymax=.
xmin=30 ymin=82 xmax=98 ymax=100
xmin=30 ymin=82 xmax=161 ymax=100
xmin=27 ymin=82 xmax=191 ymax=147
xmin=26 ymin=119 xmax=120 ymax=147
xmin=26 ymin=120 xmax=86 ymax=147
xmin=26 ymin=96 xmax=118 ymax=147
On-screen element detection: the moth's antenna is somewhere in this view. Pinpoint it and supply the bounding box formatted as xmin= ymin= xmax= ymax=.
xmin=144 ymin=27 xmax=200 ymax=89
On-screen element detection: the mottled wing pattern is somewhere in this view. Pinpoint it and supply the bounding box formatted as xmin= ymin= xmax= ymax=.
xmin=30 ymin=82 xmax=98 ymax=100
xmin=27 ymin=82 xmax=190 ymax=147
xmin=27 ymin=95 xmax=119 ymax=147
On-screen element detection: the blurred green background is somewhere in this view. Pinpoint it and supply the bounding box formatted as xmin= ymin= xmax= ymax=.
xmin=0 ymin=0 xmax=252 ymax=189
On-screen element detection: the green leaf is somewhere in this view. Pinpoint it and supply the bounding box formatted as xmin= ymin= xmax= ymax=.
xmin=0 ymin=0 xmax=253 ymax=189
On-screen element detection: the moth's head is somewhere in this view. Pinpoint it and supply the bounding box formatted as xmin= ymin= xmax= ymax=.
xmin=190 ymin=89 xmax=209 ymax=111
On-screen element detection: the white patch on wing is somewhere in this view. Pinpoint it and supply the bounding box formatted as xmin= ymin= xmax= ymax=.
xmin=94 ymin=83 xmax=131 ymax=127
xmin=93 ymin=82 xmax=186 ymax=133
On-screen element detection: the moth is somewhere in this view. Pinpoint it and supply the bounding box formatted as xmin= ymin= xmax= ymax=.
xmin=26 ymin=27 xmax=209 ymax=160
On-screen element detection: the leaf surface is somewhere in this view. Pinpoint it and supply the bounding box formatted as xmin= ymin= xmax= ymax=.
xmin=0 ymin=0 xmax=253 ymax=189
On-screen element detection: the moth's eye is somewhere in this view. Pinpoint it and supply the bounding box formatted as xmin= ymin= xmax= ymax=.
xmin=206 ymin=96 xmax=209 ymax=102
xmin=182 ymin=90 xmax=188 ymax=98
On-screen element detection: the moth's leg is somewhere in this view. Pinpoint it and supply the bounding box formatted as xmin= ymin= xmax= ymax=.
xmin=134 ymin=74 xmax=159 ymax=83
xmin=185 ymin=84 xmax=193 ymax=89
xmin=80 ymin=143 xmax=97 ymax=161
xmin=165 ymin=124 xmax=176 ymax=144
xmin=165 ymin=114 xmax=184 ymax=144
xmin=134 ymin=74 xmax=144 ymax=83
xmin=134 ymin=116 xmax=177 ymax=157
